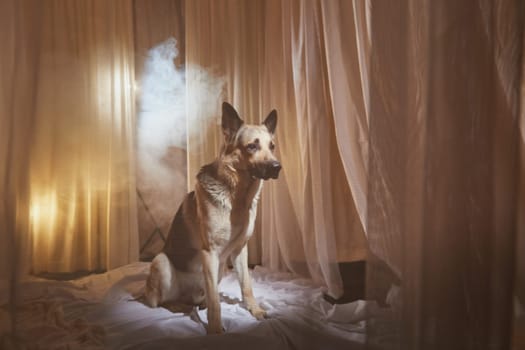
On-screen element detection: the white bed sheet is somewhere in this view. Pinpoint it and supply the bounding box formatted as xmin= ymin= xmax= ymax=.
xmin=0 ymin=263 xmax=378 ymax=350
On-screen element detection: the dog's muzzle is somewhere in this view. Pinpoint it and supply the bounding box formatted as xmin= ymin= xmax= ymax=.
xmin=251 ymin=161 xmax=282 ymax=180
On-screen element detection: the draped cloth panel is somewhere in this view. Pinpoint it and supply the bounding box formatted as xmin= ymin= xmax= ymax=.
xmin=0 ymin=0 xmax=43 ymax=305
xmin=261 ymin=0 xmax=369 ymax=296
xmin=365 ymin=1 xmax=524 ymax=349
xmin=320 ymin=0 xmax=371 ymax=234
xmin=0 ymin=0 xmax=139 ymax=277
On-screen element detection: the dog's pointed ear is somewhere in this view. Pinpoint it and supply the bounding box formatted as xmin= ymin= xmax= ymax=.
xmin=222 ymin=102 xmax=244 ymax=142
xmin=263 ymin=109 xmax=277 ymax=135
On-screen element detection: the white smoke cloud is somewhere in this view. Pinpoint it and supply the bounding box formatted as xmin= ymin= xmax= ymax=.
xmin=136 ymin=37 xmax=225 ymax=241
xmin=137 ymin=36 xmax=225 ymax=178
xmin=138 ymin=37 xmax=186 ymax=152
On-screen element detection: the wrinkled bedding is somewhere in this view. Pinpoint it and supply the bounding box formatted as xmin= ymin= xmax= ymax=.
xmin=0 ymin=263 xmax=380 ymax=349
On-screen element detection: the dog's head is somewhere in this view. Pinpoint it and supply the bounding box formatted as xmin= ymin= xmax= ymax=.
xmin=221 ymin=102 xmax=281 ymax=180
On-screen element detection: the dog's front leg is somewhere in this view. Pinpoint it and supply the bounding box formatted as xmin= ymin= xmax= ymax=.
xmin=201 ymin=249 xmax=222 ymax=334
xmin=232 ymin=246 xmax=267 ymax=320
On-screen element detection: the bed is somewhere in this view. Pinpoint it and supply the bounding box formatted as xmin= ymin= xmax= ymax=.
xmin=0 ymin=263 xmax=384 ymax=349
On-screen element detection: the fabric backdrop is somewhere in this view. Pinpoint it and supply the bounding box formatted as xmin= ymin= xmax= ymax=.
xmin=364 ymin=1 xmax=524 ymax=349
xmin=0 ymin=0 xmax=138 ymax=278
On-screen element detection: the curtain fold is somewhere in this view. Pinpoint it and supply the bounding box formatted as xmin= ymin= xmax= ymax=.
xmin=261 ymin=0 xmax=368 ymax=297
xmin=0 ymin=1 xmax=43 ymax=311
xmin=320 ymin=0 xmax=370 ymax=234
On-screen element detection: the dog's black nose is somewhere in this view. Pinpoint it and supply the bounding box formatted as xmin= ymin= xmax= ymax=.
xmin=269 ymin=161 xmax=282 ymax=179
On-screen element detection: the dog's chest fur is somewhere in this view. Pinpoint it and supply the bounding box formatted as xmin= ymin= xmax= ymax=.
xmin=196 ymin=162 xmax=263 ymax=259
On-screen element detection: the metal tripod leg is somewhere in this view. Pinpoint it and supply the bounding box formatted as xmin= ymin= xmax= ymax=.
xmin=136 ymin=189 xmax=166 ymax=254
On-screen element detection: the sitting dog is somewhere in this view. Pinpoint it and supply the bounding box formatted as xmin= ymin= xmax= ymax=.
xmin=145 ymin=102 xmax=281 ymax=334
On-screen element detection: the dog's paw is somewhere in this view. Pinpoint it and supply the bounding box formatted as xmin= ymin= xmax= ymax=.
xmin=248 ymin=305 xmax=267 ymax=320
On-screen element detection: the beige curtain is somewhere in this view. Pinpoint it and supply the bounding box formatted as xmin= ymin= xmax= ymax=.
xmin=0 ymin=0 xmax=138 ymax=277
xmin=320 ymin=0 xmax=371 ymax=234
xmin=0 ymin=0 xmax=41 ymax=285
xmin=259 ymin=0 xmax=369 ymax=297
xmin=364 ymin=1 xmax=524 ymax=349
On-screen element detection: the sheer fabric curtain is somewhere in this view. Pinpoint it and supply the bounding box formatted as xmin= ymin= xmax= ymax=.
xmin=364 ymin=1 xmax=524 ymax=349
xmin=260 ymin=0 xmax=368 ymax=297
xmin=0 ymin=0 xmax=42 ymax=286
xmin=319 ymin=0 xmax=370 ymax=234
xmin=0 ymin=0 xmax=138 ymax=278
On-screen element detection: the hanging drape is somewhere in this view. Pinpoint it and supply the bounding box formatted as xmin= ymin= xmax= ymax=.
xmin=0 ymin=0 xmax=139 ymax=277
xmin=364 ymin=1 xmax=524 ymax=349
xmin=0 ymin=0 xmax=42 ymax=285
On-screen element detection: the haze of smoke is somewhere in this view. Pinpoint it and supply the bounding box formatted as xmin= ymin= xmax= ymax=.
xmin=136 ymin=37 xmax=225 ymax=235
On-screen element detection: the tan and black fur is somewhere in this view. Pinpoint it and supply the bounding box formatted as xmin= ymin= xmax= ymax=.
xmin=145 ymin=102 xmax=281 ymax=334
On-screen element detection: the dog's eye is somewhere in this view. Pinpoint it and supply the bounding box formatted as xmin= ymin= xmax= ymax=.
xmin=269 ymin=143 xmax=275 ymax=151
xmin=246 ymin=143 xmax=258 ymax=152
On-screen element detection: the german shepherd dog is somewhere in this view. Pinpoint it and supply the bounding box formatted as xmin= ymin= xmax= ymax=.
xmin=145 ymin=102 xmax=281 ymax=334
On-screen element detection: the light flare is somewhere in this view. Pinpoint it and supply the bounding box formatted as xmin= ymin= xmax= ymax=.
xmin=30 ymin=190 xmax=58 ymax=238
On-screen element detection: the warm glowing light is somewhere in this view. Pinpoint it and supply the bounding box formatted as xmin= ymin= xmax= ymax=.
xmin=30 ymin=191 xmax=58 ymax=236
